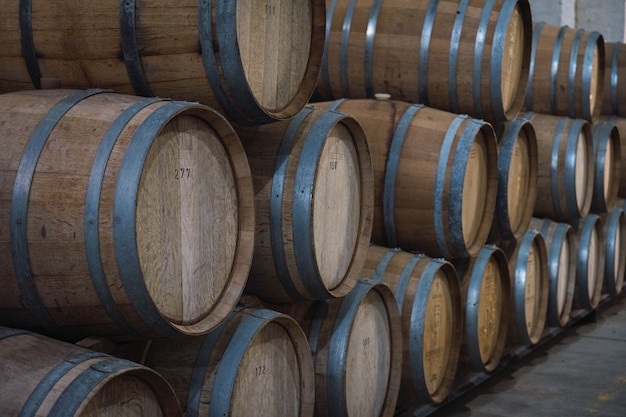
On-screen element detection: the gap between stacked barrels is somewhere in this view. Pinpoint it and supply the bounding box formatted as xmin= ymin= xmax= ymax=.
xmin=1 ymin=1 xmax=626 ymax=417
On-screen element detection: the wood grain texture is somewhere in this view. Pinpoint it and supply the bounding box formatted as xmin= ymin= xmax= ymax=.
xmin=0 ymin=327 xmax=181 ymax=417
xmin=0 ymin=89 xmax=254 ymax=340
xmin=0 ymin=0 xmax=324 ymax=124
xmin=316 ymin=98 xmax=498 ymax=259
xmin=362 ymin=245 xmax=462 ymax=406
xmin=144 ymin=307 xmax=314 ymax=417
xmin=316 ymin=0 xmax=531 ymax=122
xmin=237 ymin=107 xmax=373 ymax=303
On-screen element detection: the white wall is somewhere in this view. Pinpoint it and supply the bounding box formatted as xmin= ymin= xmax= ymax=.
xmin=529 ymin=0 xmax=625 ymax=42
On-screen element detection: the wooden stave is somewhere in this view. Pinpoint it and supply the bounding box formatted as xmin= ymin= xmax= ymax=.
xmin=0 ymin=89 xmax=255 ymax=341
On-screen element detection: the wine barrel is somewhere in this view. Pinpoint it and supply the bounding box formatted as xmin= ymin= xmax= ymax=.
xmin=572 ymin=214 xmax=605 ymax=310
xmin=315 ymin=0 xmax=532 ymax=122
xmin=144 ymin=307 xmax=314 ymax=417
xmin=524 ymin=112 xmax=594 ymax=222
xmin=525 ymin=23 xmax=605 ymax=122
xmin=0 ymin=0 xmax=325 ymax=125
xmin=601 ymin=42 xmax=626 ymax=117
xmin=603 ymin=116 xmax=626 ymax=198
xmin=316 ymin=98 xmax=498 ymax=259
xmin=601 ymin=207 xmax=626 ymax=296
xmin=0 ymin=327 xmax=182 ymax=417
xmin=590 ymin=120 xmax=620 ymax=213
xmin=362 ymin=245 xmax=462 ymax=406
xmin=504 ymin=230 xmax=549 ymax=346
xmin=0 ymin=89 xmax=255 ymax=341
xmin=492 ymin=118 xmax=538 ymax=241
xmin=454 ymin=246 xmax=511 ymax=373
xmin=529 ymin=218 xmax=576 ymax=328
xmin=280 ymin=280 xmax=402 ymax=417
xmin=236 ymin=106 xmax=373 ymax=303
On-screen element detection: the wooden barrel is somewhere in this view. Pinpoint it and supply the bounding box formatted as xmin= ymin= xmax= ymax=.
xmin=601 ymin=42 xmax=626 ymax=117
xmin=529 ymin=218 xmax=576 ymax=328
xmin=316 ymin=98 xmax=498 ymax=259
xmin=362 ymin=245 xmax=462 ymax=406
xmin=572 ymin=214 xmax=605 ymax=310
xmin=524 ymin=112 xmax=594 ymax=222
xmin=0 ymin=89 xmax=255 ymax=341
xmin=0 ymin=0 xmax=325 ymax=125
xmin=0 ymin=327 xmax=182 ymax=417
xmin=591 ymin=120 xmax=620 ymax=213
xmin=525 ymin=23 xmax=605 ymax=122
xmin=454 ymin=246 xmax=511 ymax=373
xmin=504 ymin=229 xmax=549 ymax=346
xmin=280 ymin=280 xmax=402 ymax=417
xmin=144 ymin=307 xmax=314 ymax=417
xmin=603 ymin=116 xmax=626 ymax=198
xmin=236 ymin=106 xmax=373 ymax=303
xmin=492 ymin=118 xmax=538 ymax=241
xmin=315 ymin=0 xmax=532 ymax=122
xmin=601 ymin=207 xmax=626 ymax=296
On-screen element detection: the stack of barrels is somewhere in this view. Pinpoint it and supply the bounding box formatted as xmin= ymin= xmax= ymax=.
xmin=0 ymin=1 xmax=625 ymax=417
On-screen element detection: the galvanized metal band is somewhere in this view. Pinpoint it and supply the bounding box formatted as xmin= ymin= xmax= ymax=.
xmin=496 ymin=118 xmax=526 ymax=240
xmin=19 ymin=352 xmax=108 ymax=417
xmin=326 ymin=98 xmax=347 ymax=112
xmin=448 ymin=0 xmax=470 ymax=114
xmin=270 ymin=107 xmax=315 ymax=302
xmin=465 ymin=246 xmax=496 ymax=372
xmin=47 ymin=358 xmax=135 ymax=417
xmin=340 ymin=0 xmax=358 ymax=97
xmin=567 ymin=29 xmax=585 ymax=118
xmin=418 ymin=0 xmax=440 ymax=106
xmin=120 ymin=0 xmax=153 ymax=97
xmin=410 ymin=258 xmax=446 ymax=399
xmin=395 ymin=253 xmax=426 ymax=313
xmin=472 ymin=0 xmax=497 ymax=119
xmin=550 ymin=26 xmax=569 ymax=114
xmin=591 ymin=121 xmax=610 ymax=212
xmin=611 ymin=43 xmax=621 ymax=115
xmin=293 ymin=110 xmax=350 ymax=299
xmin=364 ymin=0 xmax=383 ymax=97
xmin=384 ymin=104 xmax=424 ymax=248
xmin=307 ymin=300 xmax=330 ymax=368
xmin=576 ymin=214 xmax=598 ymax=306
xmin=489 ymin=0 xmax=518 ymax=121
xmin=320 ymin=0 xmax=340 ymax=98
xmin=0 ymin=328 xmax=30 ymax=341
xmin=186 ymin=308 xmax=241 ymax=417
xmin=603 ymin=208 xmax=622 ymax=294
xmin=10 ymin=88 xmax=108 ymax=340
xmin=214 ymin=0 xmax=273 ymax=125
xmin=526 ymin=22 xmax=546 ymax=110
xmin=18 ymin=0 xmax=41 ymax=89
xmin=209 ymin=309 xmax=282 ymax=417
xmin=113 ymin=101 xmax=194 ymax=338
xmin=564 ymin=118 xmax=587 ymax=219
xmin=542 ymin=221 xmax=569 ymax=325
xmin=85 ymin=97 xmax=163 ymax=339
xmin=512 ymin=230 xmax=537 ymax=345
xmin=434 ymin=115 xmax=468 ymax=259
xmin=327 ymin=280 xmax=372 ymax=417
xmin=371 ymin=248 xmax=401 ymax=283
xmin=581 ymin=31 xmax=602 ymax=120
xmin=449 ymin=118 xmax=486 ymax=258
xmin=550 ymin=117 xmax=568 ymax=220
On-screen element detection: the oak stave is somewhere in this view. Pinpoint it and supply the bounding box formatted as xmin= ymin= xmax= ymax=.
xmin=315 ymin=0 xmax=532 ymax=122
xmin=0 ymin=0 xmax=325 ymax=125
xmin=362 ymin=245 xmax=463 ymax=406
xmin=0 ymin=327 xmax=182 ymax=417
xmin=316 ymin=98 xmax=498 ymax=260
xmin=0 ymin=89 xmax=255 ymax=341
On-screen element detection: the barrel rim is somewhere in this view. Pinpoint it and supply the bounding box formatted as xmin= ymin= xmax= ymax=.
xmin=603 ymin=208 xmax=626 ymax=296
xmin=591 ymin=121 xmax=621 ymax=212
xmin=575 ymin=214 xmax=606 ymax=309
